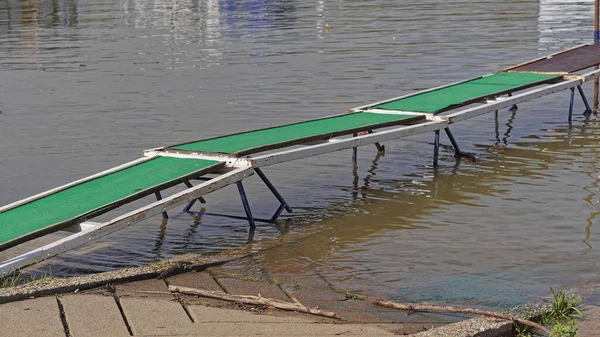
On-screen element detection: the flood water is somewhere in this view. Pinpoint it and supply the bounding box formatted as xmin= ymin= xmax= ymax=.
xmin=1 ymin=0 xmax=599 ymax=310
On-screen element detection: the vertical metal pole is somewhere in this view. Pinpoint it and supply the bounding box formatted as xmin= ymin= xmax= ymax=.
xmin=577 ymin=85 xmax=593 ymax=115
xmin=507 ymin=92 xmax=517 ymax=111
xmin=494 ymin=109 xmax=500 ymax=144
xmin=236 ymin=182 xmax=256 ymax=229
xmin=254 ymin=168 xmax=292 ymax=213
xmin=433 ymin=130 xmax=440 ymax=166
xmin=352 ymin=133 xmax=358 ymax=162
xmin=568 ymin=87 xmax=575 ymax=124
xmin=444 ymin=128 xmax=462 ymax=156
xmin=155 ymin=191 xmax=168 ymax=219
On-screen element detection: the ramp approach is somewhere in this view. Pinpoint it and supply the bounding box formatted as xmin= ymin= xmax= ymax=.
xmin=1 ymin=44 xmax=600 ymax=276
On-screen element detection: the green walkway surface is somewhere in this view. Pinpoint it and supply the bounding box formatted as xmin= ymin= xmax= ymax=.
xmin=373 ymin=72 xmax=560 ymax=113
xmin=169 ymin=112 xmax=423 ymax=156
xmin=0 ymin=157 xmax=222 ymax=249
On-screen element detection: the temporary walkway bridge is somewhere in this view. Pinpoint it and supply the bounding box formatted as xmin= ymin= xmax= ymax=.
xmin=1 ymin=43 xmax=600 ymax=276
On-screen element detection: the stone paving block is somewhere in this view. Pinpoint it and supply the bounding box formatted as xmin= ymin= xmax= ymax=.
xmin=0 ymin=297 xmax=65 ymax=337
xmin=188 ymin=304 xmax=315 ymax=323
xmin=61 ymin=294 xmax=130 ymax=337
xmin=120 ymin=296 xmax=197 ymax=335
xmin=116 ymin=278 xmax=172 ymax=298
xmin=218 ymin=278 xmax=291 ymax=302
xmin=166 ymin=271 xmax=223 ymax=292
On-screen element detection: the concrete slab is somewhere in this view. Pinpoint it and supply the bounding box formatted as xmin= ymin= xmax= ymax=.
xmin=61 ymin=294 xmax=130 ymax=337
xmin=120 ymin=296 xmax=197 ymax=335
xmin=218 ymin=278 xmax=291 ymax=302
xmin=158 ymin=323 xmax=397 ymax=336
xmin=321 ymin=298 xmax=464 ymax=324
xmin=188 ymin=304 xmax=315 ymax=323
xmin=0 ymin=297 xmax=65 ymax=337
xmin=578 ymin=305 xmax=600 ymax=337
xmin=116 ymin=278 xmax=171 ymax=298
xmin=289 ymin=288 xmax=346 ymax=309
xmin=166 ymin=272 xmax=223 ymax=293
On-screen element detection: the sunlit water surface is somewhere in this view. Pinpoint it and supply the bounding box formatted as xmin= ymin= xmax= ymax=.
xmin=1 ymin=0 xmax=599 ymax=310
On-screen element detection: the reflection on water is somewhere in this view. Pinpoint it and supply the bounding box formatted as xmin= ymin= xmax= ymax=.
xmin=0 ymin=0 xmax=600 ymax=310
xmin=538 ymin=0 xmax=597 ymax=47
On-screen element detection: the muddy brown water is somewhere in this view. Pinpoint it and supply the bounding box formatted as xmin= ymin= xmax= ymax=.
xmin=1 ymin=0 xmax=599 ymax=310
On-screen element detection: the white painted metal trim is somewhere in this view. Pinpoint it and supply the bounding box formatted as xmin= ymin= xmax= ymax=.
xmin=62 ymin=221 xmax=102 ymax=233
xmin=249 ymin=120 xmax=447 ymax=168
xmin=582 ymin=68 xmax=600 ymax=82
xmin=0 ymin=156 xmax=156 ymax=214
xmin=0 ymin=167 xmax=253 ymax=276
xmin=143 ymin=150 xmax=253 ymax=169
xmin=362 ymin=109 xmax=428 ymax=116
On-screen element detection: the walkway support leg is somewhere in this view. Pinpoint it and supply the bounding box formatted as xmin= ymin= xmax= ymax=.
xmin=155 ymin=191 xmax=168 ymax=219
xmin=508 ymin=92 xmax=518 ymax=111
xmin=433 ymin=130 xmax=440 ymax=167
xmin=236 ymin=182 xmax=256 ymax=229
xmin=577 ymin=85 xmax=593 ymax=116
xmin=352 ymin=133 xmax=358 ymax=162
xmin=254 ymin=168 xmax=292 ymax=213
xmin=182 ymin=180 xmax=206 ymax=212
xmin=569 ymin=87 xmax=575 ymax=124
xmin=444 ymin=127 xmax=462 ymax=157
xmin=367 ymin=130 xmax=385 ymax=152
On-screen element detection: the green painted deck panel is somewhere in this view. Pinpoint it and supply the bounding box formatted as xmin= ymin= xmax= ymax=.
xmin=374 ymin=72 xmax=559 ymax=113
xmin=170 ymin=112 xmax=418 ymax=154
xmin=0 ymin=157 xmax=219 ymax=246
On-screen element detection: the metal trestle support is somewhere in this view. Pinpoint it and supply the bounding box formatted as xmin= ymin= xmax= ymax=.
xmin=182 ymin=169 xmax=292 ymax=228
xmin=433 ymin=127 xmax=465 ymax=166
xmin=577 ymin=85 xmax=593 ymax=116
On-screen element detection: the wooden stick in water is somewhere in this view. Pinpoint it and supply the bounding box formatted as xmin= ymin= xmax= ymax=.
xmin=373 ymin=299 xmax=549 ymax=334
xmin=169 ymin=285 xmax=336 ymax=318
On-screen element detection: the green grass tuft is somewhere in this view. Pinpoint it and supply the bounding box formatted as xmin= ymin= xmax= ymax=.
xmin=543 ymin=288 xmax=583 ymax=324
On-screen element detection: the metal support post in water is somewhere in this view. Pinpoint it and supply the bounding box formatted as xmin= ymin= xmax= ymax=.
xmin=352 ymin=133 xmax=358 ymax=162
xmin=433 ymin=130 xmax=440 ymax=166
xmin=367 ymin=130 xmax=385 ymax=151
xmin=568 ymin=87 xmax=575 ymax=124
xmin=444 ymin=127 xmax=462 ymax=157
xmin=182 ymin=180 xmax=206 ymax=212
xmin=507 ymin=92 xmax=517 ymax=111
xmin=594 ymin=0 xmax=599 ymax=111
xmin=154 ymin=191 xmax=168 ymax=219
xmin=577 ymin=86 xmax=593 ymax=116
xmin=254 ymin=168 xmax=292 ymax=214
xmin=236 ymin=181 xmax=256 ymax=229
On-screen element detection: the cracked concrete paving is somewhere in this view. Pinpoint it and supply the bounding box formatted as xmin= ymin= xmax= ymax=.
xmin=0 ymin=271 xmax=446 ymax=336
